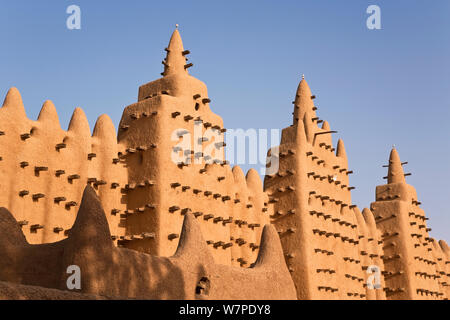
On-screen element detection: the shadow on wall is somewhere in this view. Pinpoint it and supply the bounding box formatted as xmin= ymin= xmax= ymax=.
xmin=0 ymin=185 xmax=296 ymax=300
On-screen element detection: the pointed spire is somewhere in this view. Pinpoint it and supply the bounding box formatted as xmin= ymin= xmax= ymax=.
xmin=61 ymin=186 xmax=113 ymax=294
xmin=173 ymin=213 xmax=214 ymax=265
xmin=162 ymin=28 xmax=189 ymax=76
xmin=1 ymin=87 xmax=26 ymax=118
xmin=246 ymin=168 xmax=263 ymax=193
xmin=321 ymin=120 xmax=330 ymax=131
xmin=296 ymin=77 xmax=312 ymax=99
xmin=232 ymin=166 xmax=248 ymax=201
xmin=93 ymin=114 xmax=116 ymax=139
xmin=362 ymin=208 xmax=376 ymax=228
xmin=318 ymin=120 xmax=332 ymax=145
xmin=387 ymin=147 xmax=406 ymax=184
xmin=336 ymin=139 xmax=347 ymax=158
xmin=2 ymin=87 xmax=23 ymax=108
xmin=353 ymin=207 xmax=368 ymax=235
xmin=37 ymin=100 xmax=61 ymax=127
xmin=232 ymin=165 xmax=246 ymax=183
xmin=67 ymin=186 xmax=112 ymax=249
xmin=293 ymin=76 xmax=315 ymax=125
xmin=68 ymin=107 xmax=90 ymax=136
xmin=253 ymin=225 xmax=289 ymax=269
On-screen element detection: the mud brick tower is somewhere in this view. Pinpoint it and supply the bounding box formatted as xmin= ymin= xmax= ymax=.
xmin=117 ymin=28 xmax=270 ymax=265
xmin=264 ymin=77 xmax=387 ymax=299
xmin=370 ymin=148 xmax=450 ymax=299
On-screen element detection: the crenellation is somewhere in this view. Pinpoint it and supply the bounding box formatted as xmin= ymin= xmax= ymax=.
xmin=369 ymin=148 xmax=446 ymax=299
xmin=0 ymin=86 xmax=128 ymax=244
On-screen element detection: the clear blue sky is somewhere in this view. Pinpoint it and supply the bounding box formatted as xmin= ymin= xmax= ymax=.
xmin=1 ymin=1 xmax=449 ymax=240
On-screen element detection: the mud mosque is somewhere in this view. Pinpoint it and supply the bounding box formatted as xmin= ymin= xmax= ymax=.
xmin=0 ymin=28 xmax=448 ymax=300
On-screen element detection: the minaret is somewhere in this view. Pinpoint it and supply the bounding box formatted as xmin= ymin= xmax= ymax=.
xmin=336 ymin=139 xmax=347 ymax=158
xmin=135 ymin=26 xmax=204 ymax=102
xmin=266 ymin=76 xmax=366 ymax=299
xmin=371 ymin=147 xmax=446 ymax=299
xmin=118 ymin=26 xmax=219 ymax=256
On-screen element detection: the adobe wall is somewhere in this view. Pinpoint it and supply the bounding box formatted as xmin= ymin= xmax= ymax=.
xmin=117 ymin=29 xmax=270 ymax=266
xmin=0 ymin=89 xmax=127 ymax=244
